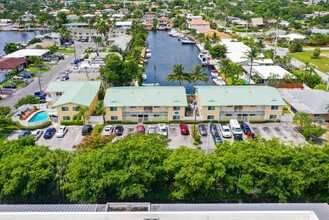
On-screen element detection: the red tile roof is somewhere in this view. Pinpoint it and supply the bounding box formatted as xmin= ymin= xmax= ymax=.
xmin=189 ymin=19 xmax=210 ymax=25
xmin=0 ymin=58 xmax=27 ymax=69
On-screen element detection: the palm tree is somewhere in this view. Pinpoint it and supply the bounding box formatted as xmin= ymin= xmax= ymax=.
xmin=190 ymin=65 xmax=208 ymax=86
xmin=244 ymin=46 xmax=260 ymax=84
xmin=219 ymin=59 xmax=231 ymax=78
xmin=94 ymin=100 xmax=106 ymax=124
xmin=76 ymin=106 xmax=90 ymax=124
xmin=166 ymin=63 xmax=191 ymax=86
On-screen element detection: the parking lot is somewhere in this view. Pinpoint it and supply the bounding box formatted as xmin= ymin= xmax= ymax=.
xmin=7 ymin=122 xmax=307 ymax=151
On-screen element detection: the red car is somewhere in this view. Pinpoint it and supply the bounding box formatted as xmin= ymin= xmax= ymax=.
xmin=180 ymin=124 xmax=190 ymax=135
xmin=136 ymin=124 xmax=145 ymax=134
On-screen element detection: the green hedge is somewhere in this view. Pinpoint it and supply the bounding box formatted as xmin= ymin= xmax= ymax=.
xmin=232 ymin=27 xmax=247 ymax=32
xmin=60 ymin=120 xmax=83 ymax=126
xmin=15 ymin=121 xmax=52 ymax=130
xmin=143 ymin=120 xmax=168 ymax=124
xmin=249 ymin=119 xmax=281 ymax=123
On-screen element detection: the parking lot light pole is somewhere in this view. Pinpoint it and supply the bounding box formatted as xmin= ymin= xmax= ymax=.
xmin=38 ymin=70 xmax=42 ymax=91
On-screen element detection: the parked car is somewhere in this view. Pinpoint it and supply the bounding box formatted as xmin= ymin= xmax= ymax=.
xmin=137 ymin=124 xmax=145 ymax=134
xmin=61 ymin=75 xmax=69 ymax=81
xmin=43 ymin=127 xmax=56 ymax=139
xmin=229 ymin=119 xmax=243 ymax=135
xmin=31 ymin=129 xmax=43 ymax=140
xmin=34 ymin=91 xmax=47 ymax=99
xmin=18 ymin=71 xmax=31 ymax=78
xmin=210 ymin=123 xmax=219 ymax=134
xmin=43 ymin=57 xmax=52 ymax=62
xmin=18 ymin=130 xmax=31 ymax=138
xmin=54 ymin=53 xmax=65 ymax=60
xmin=234 ymin=134 xmax=243 ymax=142
xmin=198 ymin=124 xmax=207 ymax=136
xmin=102 ymin=125 xmax=114 ymax=136
xmin=114 ymin=125 xmax=124 ymax=136
xmin=158 ymin=123 xmax=168 ymax=137
xmin=65 ymin=69 xmax=72 ymax=75
xmin=240 ymin=123 xmax=252 ymax=134
xmin=56 ymin=126 xmax=68 ymax=138
xmin=82 ymin=124 xmax=93 ymax=136
xmin=3 ymin=84 xmax=17 ymax=89
xmin=213 ymin=132 xmax=223 ymax=144
xmin=73 ymin=64 xmax=79 ymax=70
xmin=147 ymin=125 xmax=157 ymax=134
xmin=180 ymin=124 xmax=190 ymax=135
xmin=220 ymin=124 xmax=232 ymax=138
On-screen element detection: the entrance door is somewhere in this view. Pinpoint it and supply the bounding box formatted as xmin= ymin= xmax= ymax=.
xmin=138 ymin=115 xmax=143 ymax=124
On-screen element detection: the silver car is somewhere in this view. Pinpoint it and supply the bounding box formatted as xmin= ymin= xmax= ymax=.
xmin=56 ymin=126 xmax=68 ymax=138
xmin=31 ymin=129 xmax=43 ymax=140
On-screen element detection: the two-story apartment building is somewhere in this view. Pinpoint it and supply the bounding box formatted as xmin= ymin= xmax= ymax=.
xmin=195 ymin=86 xmax=286 ymax=121
xmin=103 ymin=87 xmax=187 ymax=122
xmin=46 ymin=81 xmax=101 ymax=122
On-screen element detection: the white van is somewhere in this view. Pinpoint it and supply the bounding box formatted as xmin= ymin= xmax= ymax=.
xmin=229 ymin=119 xmax=243 ymax=135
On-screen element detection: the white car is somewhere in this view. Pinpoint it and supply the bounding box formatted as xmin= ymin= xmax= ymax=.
xmin=31 ymin=129 xmax=43 ymax=140
xmin=220 ymin=124 xmax=232 ymax=138
xmin=56 ymin=126 xmax=68 ymax=138
xmin=158 ymin=123 xmax=168 ymax=137
xmin=102 ymin=125 xmax=114 ymax=136
xmin=147 ymin=125 xmax=157 ymax=134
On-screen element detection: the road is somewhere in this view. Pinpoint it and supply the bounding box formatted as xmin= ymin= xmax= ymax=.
xmin=0 ymin=42 xmax=94 ymax=108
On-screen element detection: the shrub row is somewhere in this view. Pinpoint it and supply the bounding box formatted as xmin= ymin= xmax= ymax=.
xmin=60 ymin=120 xmax=83 ymax=126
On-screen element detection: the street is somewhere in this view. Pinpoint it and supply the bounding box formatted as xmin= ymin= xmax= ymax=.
xmin=0 ymin=42 xmax=95 ymax=108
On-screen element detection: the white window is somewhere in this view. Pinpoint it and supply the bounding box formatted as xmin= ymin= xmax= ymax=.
xmin=173 ymin=116 xmax=180 ymax=120
xmin=111 ymin=116 xmax=118 ymax=120
xmin=271 ymin=106 xmax=279 ymax=110
xmin=208 ymin=106 xmax=215 ymax=110
xmin=269 ymin=115 xmax=277 ymax=120
xmin=63 ymin=116 xmax=70 ymax=120
xmin=73 ymin=106 xmax=80 ymax=111
xmin=207 ymin=115 xmax=215 ymax=120
xmin=110 ymin=107 xmax=117 ymax=111
xmin=61 ymin=107 xmax=69 ymax=111
xmin=173 ymin=106 xmax=180 ymax=110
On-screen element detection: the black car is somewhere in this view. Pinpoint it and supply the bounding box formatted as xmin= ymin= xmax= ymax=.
xmin=210 ymin=123 xmax=219 ymax=134
xmin=43 ymin=127 xmax=56 ymax=139
xmin=198 ymin=124 xmax=207 ymax=136
xmin=234 ymin=134 xmax=243 ymax=142
xmin=3 ymin=84 xmax=17 ymax=89
xmin=240 ymin=123 xmax=252 ymax=134
xmin=82 ymin=124 xmax=93 ymax=136
xmin=114 ymin=125 xmax=124 ymax=136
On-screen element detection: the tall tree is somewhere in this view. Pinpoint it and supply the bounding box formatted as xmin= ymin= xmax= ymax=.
xmin=190 ymin=65 xmax=208 ymax=86
xmin=244 ymin=46 xmax=260 ymax=84
xmin=166 ymin=63 xmax=191 ymax=86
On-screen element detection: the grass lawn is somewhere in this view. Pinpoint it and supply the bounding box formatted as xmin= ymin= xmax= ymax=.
xmin=288 ymin=50 xmax=329 ymax=73
xmin=0 ymin=80 xmax=24 ymax=87
xmin=57 ymin=49 xmax=75 ymax=54
xmin=26 ymin=67 xmax=49 ymax=73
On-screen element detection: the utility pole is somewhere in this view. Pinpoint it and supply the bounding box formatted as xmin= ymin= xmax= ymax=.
xmin=273 ymin=26 xmax=278 ymax=60
xmin=38 ymin=70 xmax=42 ymax=91
xmin=73 ymin=41 xmax=77 ymax=61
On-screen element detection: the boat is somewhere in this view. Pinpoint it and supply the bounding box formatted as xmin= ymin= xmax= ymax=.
xmin=146 ymin=52 xmax=151 ymax=58
xmin=144 ymin=59 xmax=148 ymax=64
xmin=169 ymin=29 xmax=185 ymax=38
xmin=181 ymin=38 xmax=195 ymax=44
xmin=211 ymin=70 xmax=218 ymax=78
xmin=142 ymin=73 xmax=147 ymax=80
xmin=198 ymin=53 xmax=208 ymax=66
xmin=213 ymin=76 xmax=226 ymax=86
xmin=146 ymin=49 xmax=151 ymax=53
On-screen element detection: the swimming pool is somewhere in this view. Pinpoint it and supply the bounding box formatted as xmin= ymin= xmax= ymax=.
xmin=28 ymin=111 xmax=49 ymax=122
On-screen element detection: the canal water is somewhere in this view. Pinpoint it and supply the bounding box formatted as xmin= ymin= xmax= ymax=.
xmin=0 ymin=31 xmax=40 ymax=56
xmin=144 ymin=30 xmax=213 ymax=94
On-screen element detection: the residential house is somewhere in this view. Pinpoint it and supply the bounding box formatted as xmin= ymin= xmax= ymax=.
xmin=4 ymin=49 xmax=49 ymax=59
xmin=0 ymin=58 xmax=27 ymax=72
xmin=145 ymin=13 xmax=156 ymax=21
xmin=195 ymin=86 xmax=285 ymax=121
xmin=219 ymin=39 xmax=251 ymax=65
xmin=35 ymin=32 xmax=61 ymax=45
xmin=158 ymin=17 xmax=171 ymax=30
xmin=103 ymin=8 xmax=115 ymax=15
xmin=186 ymin=15 xmax=203 ymax=22
xmin=45 ymin=81 xmax=101 ymax=122
xmin=242 ymin=65 xmax=293 ymax=84
xmin=188 ymin=19 xmax=210 ymax=31
xmin=64 ymin=23 xmax=100 ymax=41
xmin=117 ymin=8 xmax=129 ymax=15
xmin=251 ymin=18 xmax=265 ymax=28
xmin=103 ymin=87 xmax=188 ymax=122
xmin=279 ymin=89 xmax=329 ymax=121
xmin=278 ymin=33 xmax=305 ymax=43
xmin=115 ymin=21 xmax=132 ymax=29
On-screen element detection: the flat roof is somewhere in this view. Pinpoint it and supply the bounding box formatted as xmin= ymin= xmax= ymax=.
xmin=115 ymin=21 xmax=132 ymax=26
xmin=278 ymin=89 xmax=329 ymax=114
xmin=104 ymin=86 xmax=188 ymax=107
xmin=249 ymin=65 xmax=293 ymax=79
xmin=4 ymin=49 xmax=49 ymax=58
xmin=0 ymin=203 xmax=329 ymax=220
xmin=46 ymin=81 xmax=101 ymax=107
xmin=196 ymin=86 xmax=286 ymax=107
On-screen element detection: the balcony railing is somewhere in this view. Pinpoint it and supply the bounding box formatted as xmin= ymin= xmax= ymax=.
xmin=123 ymin=111 xmax=168 ymax=115
xmin=220 ymin=110 xmax=265 ymax=114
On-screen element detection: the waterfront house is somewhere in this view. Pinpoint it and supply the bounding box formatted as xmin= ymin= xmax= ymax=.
xmin=0 ymin=57 xmax=27 ymax=72
xmin=188 ymin=19 xmax=210 ymax=31
xmin=117 ymin=8 xmax=129 ymax=15
xmin=198 ymin=28 xmax=230 ymax=38
xmin=219 ymin=39 xmax=251 ymax=65
xmin=278 ymin=89 xmax=329 ymax=121
xmin=45 ymin=81 xmax=101 ymax=123
xmin=34 ymin=32 xmax=61 ymax=45
xmin=186 ymin=15 xmax=203 ymax=21
xmin=242 ymin=65 xmax=294 ymax=84
xmin=158 ymin=17 xmax=171 ymax=29
xmin=64 ymin=22 xmax=100 ymax=41
xmin=195 ymin=86 xmax=285 ymax=121
xmin=145 ymin=13 xmax=156 ymax=21
xmin=115 ymin=21 xmax=132 ymax=29
xmin=103 ymin=87 xmax=188 ymax=122
xmin=4 ymin=49 xmax=49 ymax=59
